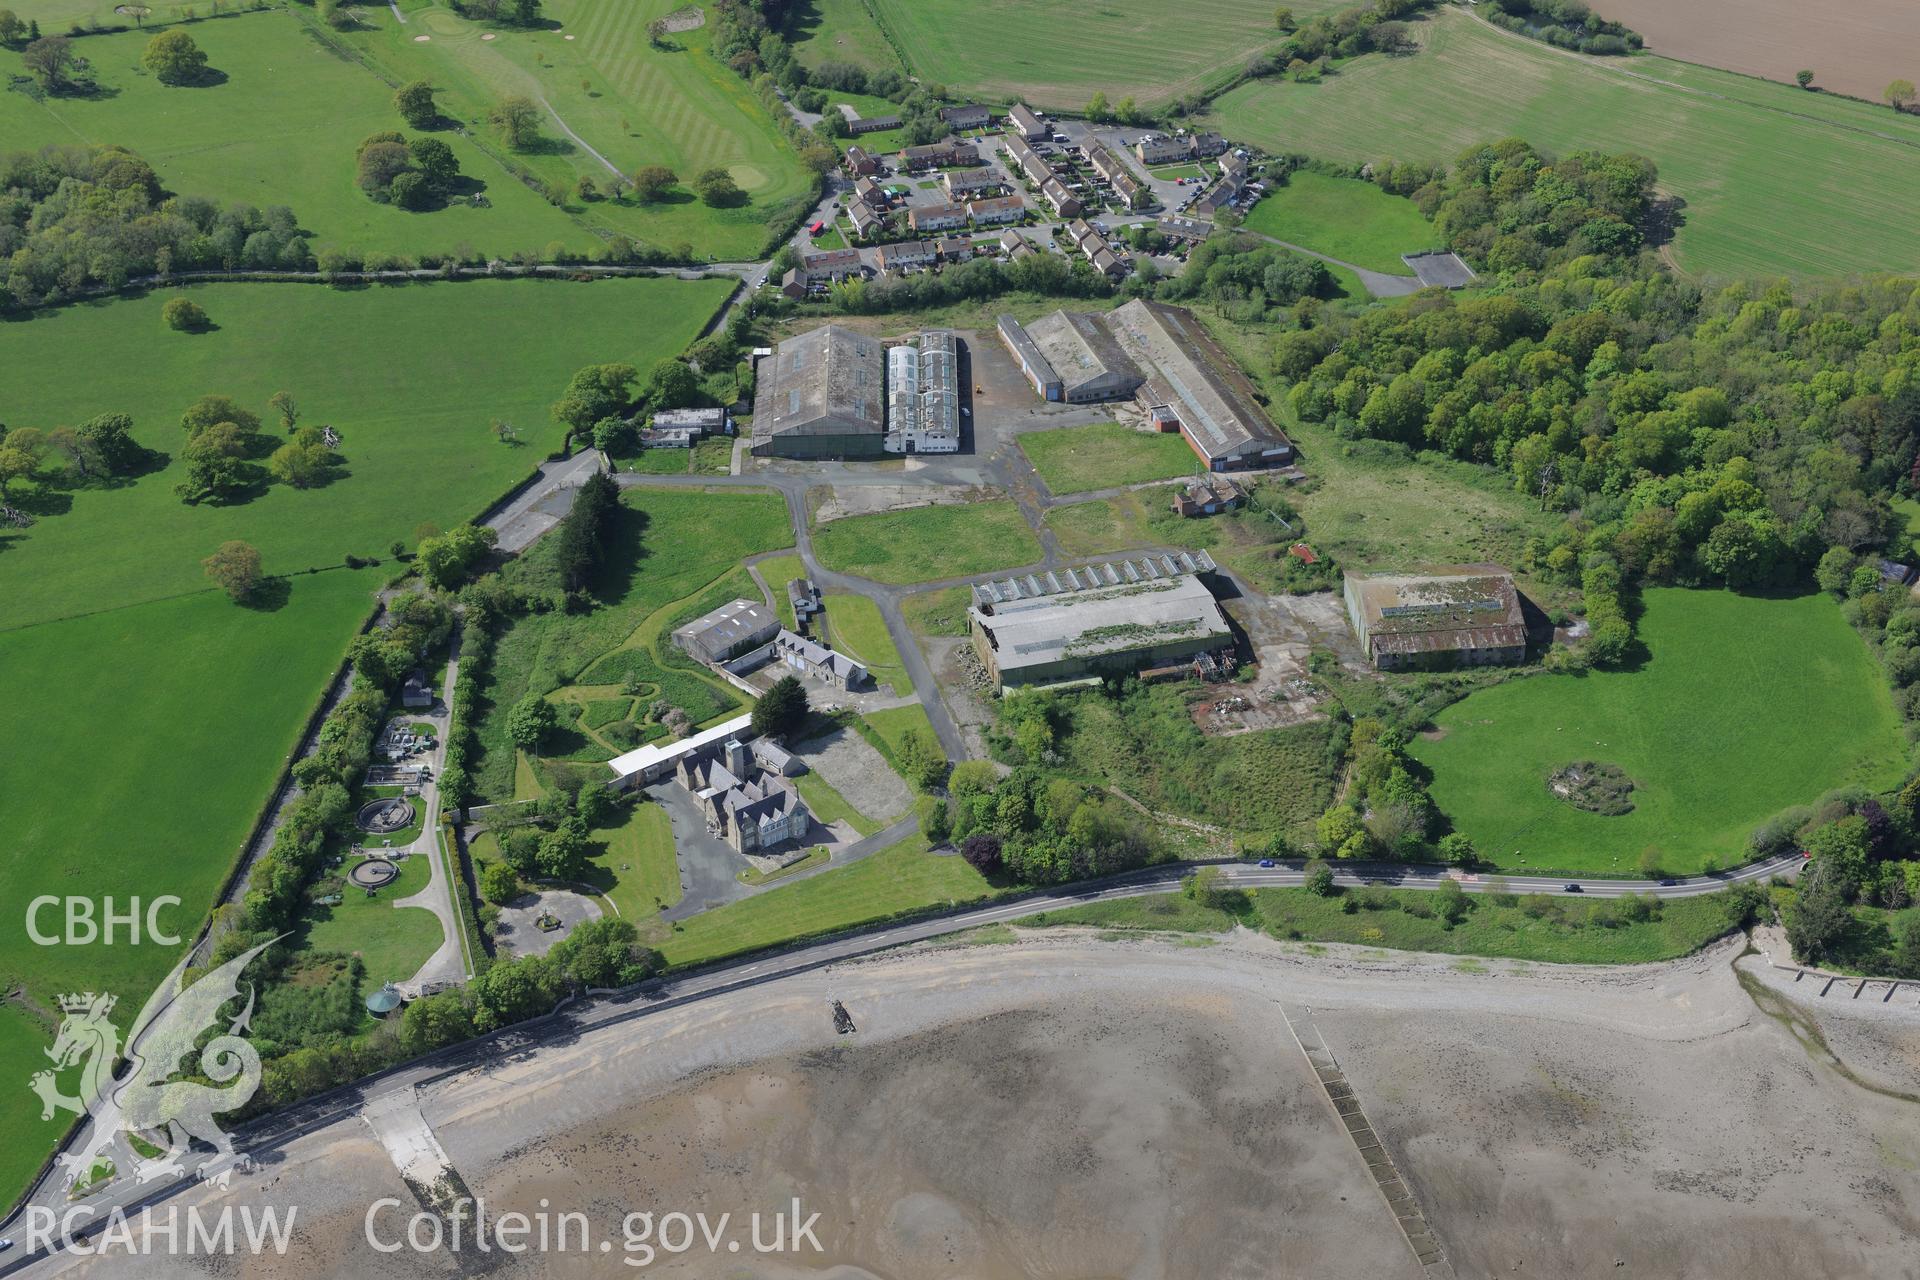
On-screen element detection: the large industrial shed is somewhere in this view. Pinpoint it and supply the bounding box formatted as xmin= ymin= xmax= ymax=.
xmin=1343 ymin=566 xmax=1528 ymax=670
xmin=1105 ymin=299 xmax=1295 ymax=472
xmin=750 ymin=325 xmax=886 ymax=458
xmin=969 ymin=552 xmax=1231 ymax=688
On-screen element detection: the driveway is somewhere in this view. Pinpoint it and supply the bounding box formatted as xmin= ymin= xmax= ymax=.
xmin=485 ymin=449 xmax=607 ymax=553
xmin=653 ymin=783 xmax=761 ymax=920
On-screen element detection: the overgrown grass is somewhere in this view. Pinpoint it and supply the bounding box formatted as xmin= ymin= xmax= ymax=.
xmin=788 ymin=0 xmax=907 ymax=74
xmin=1241 ymin=169 xmax=1441 ymax=274
xmin=811 ymin=498 xmax=1042 ymax=584
xmin=900 ymin=584 xmax=974 ymax=638
xmin=861 ymin=703 xmax=938 ymax=763
xmin=1030 ymin=884 xmax=1750 ymax=965
xmin=1414 ymin=589 xmax=1910 ymax=875
xmin=1018 ymin=422 xmax=1203 ymax=494
xmin=471 ymin=486 xmax=792 ymax=800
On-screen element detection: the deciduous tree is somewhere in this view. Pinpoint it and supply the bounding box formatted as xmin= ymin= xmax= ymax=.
xmin=394 ymin=79 xmax=438 ymax=127
xmin=1795 ymin=69 xmax=1814 ymax=89
xmin=1887 ymin=79 xmax=1916 ymax=112
xmin=632 ymin=164 xmax=676 ymax=202
xmin=507 ymin=693 xmax=560 ymax=751
xmin=203 ymin=540 xmax=263 ymax=601
xmin=23 ymin=36 xmax=88 ymax=92
xmin=490 ymin=96 xmax=542 ymax=150
xmin=162 ymin=297 xmax=209 ymax=331
xmin=142 ymin=29 xmax=208 ymax=85
xmin=691 ymin=166 xmax=742 ymax=207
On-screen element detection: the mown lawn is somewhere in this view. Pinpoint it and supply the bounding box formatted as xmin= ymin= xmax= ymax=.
xmin=1242 ymin=169 xmax=1441 ymax=274
xmin=1018 ymin=422 xmax=1202 ymax=494
xmin=822 ymin=592 xmax=911 ymax=694
xmin=1029 ymin=885 xmax=1748 ymax=965
xmin=338 ymin=0 xmax=815 ymax=259
xmin=1203 ymin=6 xmax=1920 ymax=279
xmin=793 ymin=769 xmax=882 ymax=837
xmin=585 ymin=800 xmax=682 ymax=917
xmin=755 ymin=553 xmax=810 ymax=629
xmin=297 ymin=852 xmax=445 ymax=985
xmin=661 ymin=836 xmax=991 ymax=967
xmin=1412 ymin=589 xmax=1910 ymax=876
xmin=0 ymin=10 xmax=591 ymax=260
xmin=811 ymin=499 xmax=1042 ymax=584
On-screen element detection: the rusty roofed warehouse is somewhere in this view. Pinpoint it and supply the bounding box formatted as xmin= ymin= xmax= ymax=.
xmin=1343 ymin=566 xmax=1528 ymax=670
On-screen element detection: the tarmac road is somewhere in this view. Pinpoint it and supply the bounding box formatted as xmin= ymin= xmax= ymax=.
xmin=0 ymin=851 xmax=1801 ymax=1271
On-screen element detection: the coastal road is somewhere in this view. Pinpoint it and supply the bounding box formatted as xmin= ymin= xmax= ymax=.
xmin=0 ymin=851 xmax=1801 ymax=1271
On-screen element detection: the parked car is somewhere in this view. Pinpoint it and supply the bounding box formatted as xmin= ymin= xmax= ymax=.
xmin=1563 ymin=882 xmax=1584 ymax=893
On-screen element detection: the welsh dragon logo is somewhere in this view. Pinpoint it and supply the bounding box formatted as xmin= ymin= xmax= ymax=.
xmin=30 ymin=939 xmax=276 ymax=1190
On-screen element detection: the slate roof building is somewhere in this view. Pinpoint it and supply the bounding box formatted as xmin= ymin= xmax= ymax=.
xmin=944 ymin=168 xmax=1003 ymax=199
xmin=771 ymin=629 xmax=870 ymax=690
xmin=1039 ymin=177 xmax=1083 ymax=218
xmin=750 ymin=325 xmax=886 ymax=458
xmin=843 ymin=145 xmax=880 ymax=176
xmin=1008 ymin=102 xmax=1047 ymax=141
xmin=908 ymin=201 xmax=969 ymax=233
xmin=1004 ymin=134 xmax=1053 ymax=188
xmin=680 ymin=737 xmax=811 ymax=855
xmin=969 ymin=552 xmax=1230 ymax=689
xmin=1343 ymin=566 xmax=1528 ymax=670
xmin=672 ymin=599 xmax=782 ymax=664
xmin=1104 ymin=299 xmax=1293 ymax=471
xmin=875 ymin=239 xmax=938 ymax=273
xmin=900 ymin=140 xmax=979 ymax=170
xmin=966 ymin=193 xmax=1025 ymax=224
xmin=1171 ymin=474 xmax=1245 ymax=517
xmin=939 ymin=103 xmax=994 ymax=130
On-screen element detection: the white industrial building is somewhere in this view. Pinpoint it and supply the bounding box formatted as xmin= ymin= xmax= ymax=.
xmin=883 ymin=330 xmax=962 ymax=454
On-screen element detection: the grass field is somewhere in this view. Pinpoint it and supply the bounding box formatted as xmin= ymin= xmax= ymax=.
xmin=585 ymin=800 xmax=681 ymax=917
xmin=0 ymin=10 xmax=595 ymax=260
xmin=900 ymin=584 xmax=973 ymax=638
xmin=787 ymin=0 xmax=905 ymax=74
xmin=338 ymin=0 xmax=815 ymax=259
xmin=1412 ymin=589 xmax=1910 ymax=876
xmin=0 ymin=277 xmax=722 ymax=1209
xmin=1203 ymin=7 xmax=1920 ymax=279
xmin=660 ymin=836 xmax=991 ymax=967
xmin=811 ymin=499 xmax=1041 ymax=584
xmin=1030 ymin=885 xmax=1747 ymax=965
xmin=1017 ymin=422 xmax=1202 ymax=494
xmin=296 ymin=853 xmax=445 ymax=985
xmin=861 ymin=703 xmax=938 ymax=762
xmin=867 ymin=0 xmax=1335 ymax=110
xmin=821 ymin=591 xmax=910 ymax=693
xmin=1242 ymin=170 xmax=1441 ymax=275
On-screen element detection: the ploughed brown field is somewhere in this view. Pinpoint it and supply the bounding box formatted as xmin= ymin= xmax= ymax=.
xmin=1594 ymin=0 xmax=1920 ymax=104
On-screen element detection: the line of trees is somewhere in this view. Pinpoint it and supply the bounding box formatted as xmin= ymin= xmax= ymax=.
xmin=1482 ymin=0 xmax=1642 ymax=56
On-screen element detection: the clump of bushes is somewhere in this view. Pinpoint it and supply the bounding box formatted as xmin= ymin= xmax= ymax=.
xmin=1547 ymin=761 xmax=1635 ymax=815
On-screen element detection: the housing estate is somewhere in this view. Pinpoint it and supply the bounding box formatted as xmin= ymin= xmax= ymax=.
xmin=1085 ymin=141 xmax=1149 ymax=209
xmin=843 ymin=145 xmax=880 ymax=176
xmin=966 ymin=194 xmax=1025 ymax=225
xmin=1191 ymin=153 xmax=1250 ymax=218
xmin=1040 ymin=177 xmax=1082 ymax=218
xmin=1343 ymin=567 xmax=1528 ymax=670
xmin=1135 ymin=130 xmax=1229 ymax=166
xmin=969 ymin=552 xmax=1231 ymax=688
xmin=939 ymin=103 xmax=993 ymax=130
xmin=875 ymin=239 xmax=939 ymax=273
xmin=1005 ymin=134 xmax=1053 ymax=189
xmin=944 ymin=169 xmax=1003 ymax=199
xmin=780 ymin=248 xmax=863 ymax=298
xmin=998 ymin=301 xmax=1294 ymax=471
xmin=750 ymin=325 xmax=886 ymax=458
xmin=908 ymin=201 xmax=969 ymax=234
xmin=900 ymin=140 xmax=979 ymax=171
xmin=846 ymin=201 xmax=885 ymax=239
xmin=1008 ymin=102 xmax=1047 ymax=141
xmin=1156 ymin=215 xmax=1214 ymax=244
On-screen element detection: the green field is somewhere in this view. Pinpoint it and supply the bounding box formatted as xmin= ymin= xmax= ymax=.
xmin=811 ymin=499 xmax=1042 ymax=584
xmin=1412 ymin=589 xmax=1910 ymax=875
xmin=788 ymin=0 xmax=905 ymax=74
xmin=0 ymin=277 xmax=722 ymax=1208
xmin=338 ymin=0 xmax=815 ymax=259
xmin=867 ymin=0 xmax=1332 ymax=110
xmin=586 ymin=800 xmax=681 ymax=917
xmin=661 ymin=836 xmax=991 ymax=967
xmin=0 ymin=10 xmax=593 ymax=260
xmin=755 ymin=552 xmax=810 ymax=628
xmin=0 ymin=279 xmax=729 ymax=628
xmin=1017 ymin=422 xmax=1202 ymax=494
xmin=1032 ymin=885 xmax=1748 ymax=965
xmin=1242 ymin=170 xmax=1441 ymax=275
xmin=297 ymin=853 xmax=445 ymax=985
xmin=821 ymin=591 xmax=910 ymax=693
xmin=861 ymin=702 xmax=938 ymax=762
xmin=1204 ymin=8 xmax=1920 ymax=279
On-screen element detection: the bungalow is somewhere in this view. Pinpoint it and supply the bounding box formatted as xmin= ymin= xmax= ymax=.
xmin=944 ymin=168 xmax=1002 ymax=199
xmin=875 ymin=239 xmax=938 ymax=273
xmin=967 ymin=194 xmax=1026 ymax=225
xmin=846 ymin=110 xmax=902 ymax=135
xmin=939 ymin=103 xmax=993 ymax=130
xmin=1171 ymin=475 xmax=1246 ymax=518
xmin=1040 ymin=176 xmax=1082 ymax=218
xmin=908 ymin=201 xmax=969 ymax=233
xmin=843 ymin=145 xmax=880 ymax=177
xmin=900 ymin=140 xmax=980 ymax=171
xmin=1008 ymin=102 xmax=1047 ymax=141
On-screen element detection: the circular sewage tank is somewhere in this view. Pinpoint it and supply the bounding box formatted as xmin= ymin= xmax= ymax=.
xmin=348 ymin=857 xmax=399 ymax=890
xmin=356 ymin=796 xmax=416 ymax=834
